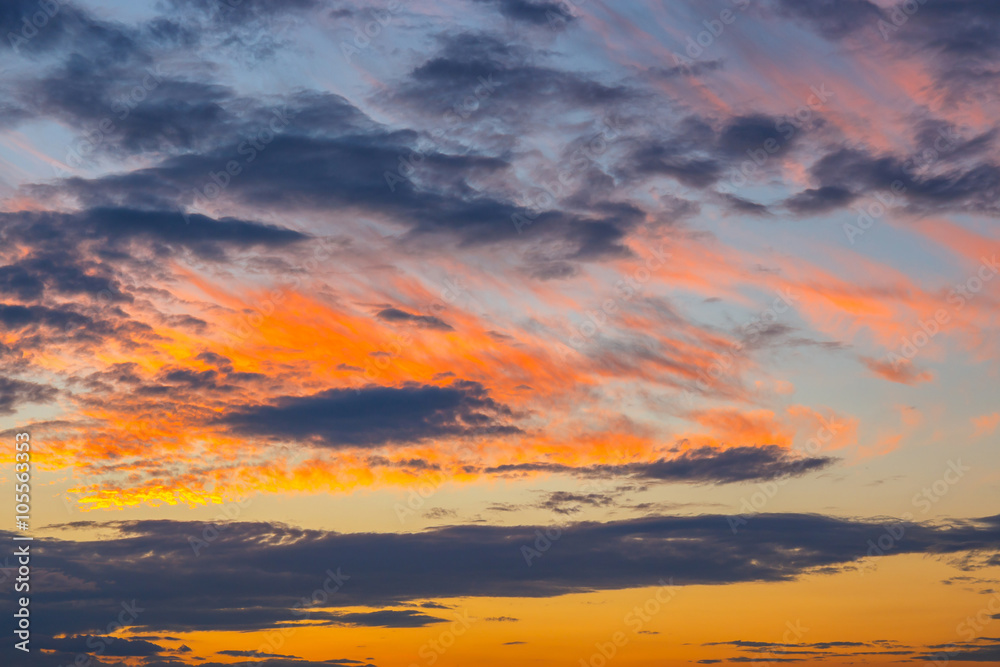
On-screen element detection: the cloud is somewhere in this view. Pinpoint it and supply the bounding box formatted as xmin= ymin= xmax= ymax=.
xmin=719 ymin=193 xmax=770 ymax=215
xmin=862 ymin=356 xmax=934 ymax=385
xmin=798 ymin=142 xmax=1000 ymax=217
xmin=0 ymin=249 xmax=120 ymax=301
xmin=184 ymin=661 xmax=376 ymax=667
xmin=934 ymin=644 xmax=1000 ymax=662
xmin=35 ymin=636 xmax=165 ymax=657
xmin=474 ymin=0 xmax=574 ymax=26
xmin=783 ymin=186 xmax=856 ymax=215
xmin=20 ymin=55 xmax=231 ymax=156
xmin=394 ymin=32 xmax=631 ymax=116
xmin=166 ymin=0 xmax=323 ymax=27
xmin=41 ymin=101 xmax=637 ymax=262
xmin=0 ymin=0 xmax=139 ymax=57
xmin=7 ymin=513 xmax=999 ymax=638
xmin=488 ymin=445 xmax=835 ymax=484
xmin=322 ymin=609 xmax=447 ymax=628
xmin=1 ymin=208 xmax=307 ymax=260
xmin=972 ymin=412 xmax=1000 ymax=437
xmin=621 ymin=142 xmax=722 ymax=188
xmin=895 ymin=0 xmax=1000 ymax=99
xmin=772 ymin=0 xmax=884 ymax=40
xmin=221 ymin=381 xmax=519 ymax=447
xmin=376 ymin=307 xmax=454 ymax=331
xmin=0 ymin=376 xmax=58 ymax=415
xmin=619 ymin=112 xmax=804 ymax=193
xmin=717 ymin=114 xmax=797 ymax=158
xmin=537 ymin=491 xmax=617 ymax=514
xmin=622 ymin=446 xmax=834 ymax=483
xmin=773 ymin=0 xmax=1000 ymax=101
xmin=0 ymin=304 xmax=95 ymax=332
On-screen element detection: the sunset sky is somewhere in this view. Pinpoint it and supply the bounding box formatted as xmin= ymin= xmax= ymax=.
xmin=1 ymin=0 xmax=999 ymax=665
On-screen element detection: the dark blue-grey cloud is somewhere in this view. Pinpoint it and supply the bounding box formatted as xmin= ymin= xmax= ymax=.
xmin=47 ymin=123 xmax=637 ymax=262
xmin=719 ymin=193 xmax=770 ymax=215
xmin=792 ymin=144 xmax=1000 ymax=216
xmin=219 ymin=650 xmax=302 ymax=658
xmin=783 ymin=186 xmax=856 ymax=215
xmin=475 ymin=0 xmax=575 ymax=26
xmin=1 ymin=208 xmax=307 ymax=259
xmin=8 ymin=26 xmax=643 ymax=265
xmin=773 ymin=0 xmax=1000 ymax=101
xmin=0 ymin=303 xmax=97 ymax=332
xmin=0 ymin=375 xmax=58 ymax=415
xmin=166 ymin=0 xmax=323 ymax=25
xmin=322 ymin=609 xmax=446 ymax=628
xmin=486 ymin=445 xmax=835 ymax=484
xmin=0 ymin=303 xmax=140 ymax=356
xmin=626 ymin=445 xmax=834 ymax=482
xmin=23 ymin=54 xmax=231 ymax=155
xmin=36 ymin=636 xmax=165 ymax=657
xmin=394 ymin=32 xmax=630 ymax=116
xmin=717 ymin=114 xmax=797 ymax=158
xmin=376 ymin=307 xmax=454 ymax=331
xmin=0 ymin=249 xmax=121 ymax=301
xmin=925 ymin=640 xmax=1000 ymax=662
xmin=537 ymin=491 xmax=616 ymax=514
xmin=3 ymin=513 xmax=998 ymax=639
xmin=187 ymin=661 xmax=376 ymax=667
xmin=1 ymin=0 xmax=139 ymax=57
xmin=772 ymin=0 xmax=884 ymax=39
xmin=623 ymin=143 xmax=722 ymax=188
xmin=618 ymin=114 xmax=801 ymax=191
xmin=221 ymin=381 xmax=519 ymax=447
